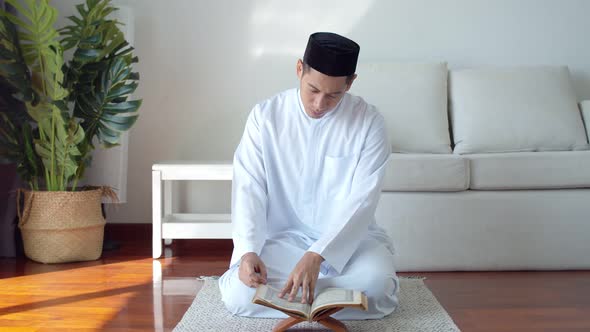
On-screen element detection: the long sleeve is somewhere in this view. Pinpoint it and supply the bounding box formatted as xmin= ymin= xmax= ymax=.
xmin=229 ymin=105 xmax=268 ymax=268
xmin=308 ymin=112 xmax=391 ymax=274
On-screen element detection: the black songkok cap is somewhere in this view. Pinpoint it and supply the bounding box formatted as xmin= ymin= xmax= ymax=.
xmin=303 ymin=32 xmax=360 ymax=77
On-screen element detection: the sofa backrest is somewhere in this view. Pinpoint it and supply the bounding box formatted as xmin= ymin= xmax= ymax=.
xmin=350 ymin=62 xmax=452 ymax=154
xmin=449 ymin=65 xmax=589 ymax=154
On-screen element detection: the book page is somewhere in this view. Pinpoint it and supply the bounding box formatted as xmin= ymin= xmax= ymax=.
xmin=253 ymin=284 xmax=311 ymax=316
xmin=311 ymin=287 xmax=361 ymax=313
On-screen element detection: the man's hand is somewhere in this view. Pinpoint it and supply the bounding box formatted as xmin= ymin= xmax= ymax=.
xmin=239 ymin=252 xmax=267 ymax=288
xmin=278 ymin=251 xmax=324 ymax=304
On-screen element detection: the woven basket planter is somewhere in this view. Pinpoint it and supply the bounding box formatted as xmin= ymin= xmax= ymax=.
xmin=17 ymin=186 xmax=116 ymax=264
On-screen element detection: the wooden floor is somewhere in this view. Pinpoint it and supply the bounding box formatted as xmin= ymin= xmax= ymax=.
xmin=1 ymin=225 xmax=589 ymax=332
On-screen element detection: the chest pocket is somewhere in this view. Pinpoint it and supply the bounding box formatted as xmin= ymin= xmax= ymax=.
xmin=320 ymin=154 xmax=358 ymax=201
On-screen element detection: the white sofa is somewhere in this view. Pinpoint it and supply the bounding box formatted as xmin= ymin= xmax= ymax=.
xmin=351 ymin=63 xmax=590 ymax=271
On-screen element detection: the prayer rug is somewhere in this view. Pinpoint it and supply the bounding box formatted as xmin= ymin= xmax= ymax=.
xmin=173 ymin=276 xmax=461 ymax=331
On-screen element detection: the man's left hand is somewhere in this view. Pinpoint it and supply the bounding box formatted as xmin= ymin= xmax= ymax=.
xmin=278 ymin=251 xmax=324 ymax=304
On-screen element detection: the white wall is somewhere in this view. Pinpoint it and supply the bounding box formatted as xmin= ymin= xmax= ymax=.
xmin=52 ymin=0 xmax=590 ymax=223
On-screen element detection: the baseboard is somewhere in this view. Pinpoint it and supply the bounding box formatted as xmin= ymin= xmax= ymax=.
xmin=105 ymin=222 xmax=152 ymax=242
xmin=104 ymin=223 xmax=234 ymax=251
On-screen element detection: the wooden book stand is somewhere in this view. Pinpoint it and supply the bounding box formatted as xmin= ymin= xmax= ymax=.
xmin=272 ymin=307 xmax=347 ymax=332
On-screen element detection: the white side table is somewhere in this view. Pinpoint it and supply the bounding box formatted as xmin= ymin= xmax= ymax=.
xmin=152 ymin=161 xmax=233 ymax=258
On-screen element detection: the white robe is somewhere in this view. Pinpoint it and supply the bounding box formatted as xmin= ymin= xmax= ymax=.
xmin=219 ymin=88 xmax=399 ymax=320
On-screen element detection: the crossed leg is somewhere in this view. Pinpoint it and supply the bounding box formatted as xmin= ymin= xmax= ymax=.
xmin=219 ymin=233 xmax=399 ymax=320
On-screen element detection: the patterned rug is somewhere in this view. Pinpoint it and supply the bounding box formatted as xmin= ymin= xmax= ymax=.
xmin=173 ymin=277 xmax=460 ymax=331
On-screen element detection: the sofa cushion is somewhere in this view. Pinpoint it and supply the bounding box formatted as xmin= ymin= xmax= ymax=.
xmin=450 ymin=66 xmax=589 ymax=154
xmin=382 ymin=153 xmax=469 ymax=192
xmin=350 ymin=62 xmax=452 ymax=154
xmin=468 ymin=151 xmax=590 ymax=190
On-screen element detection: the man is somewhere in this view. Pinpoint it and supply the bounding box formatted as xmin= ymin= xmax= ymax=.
xmin=219 ymin=32 xmax=398 ymax=320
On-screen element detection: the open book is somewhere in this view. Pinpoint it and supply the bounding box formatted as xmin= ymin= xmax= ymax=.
xmin=252 ymin=284 xmax=368 ymax=322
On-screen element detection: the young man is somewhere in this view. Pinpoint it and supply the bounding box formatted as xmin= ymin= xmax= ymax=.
xmin=219 ymin=32 xmax=398 ymax=320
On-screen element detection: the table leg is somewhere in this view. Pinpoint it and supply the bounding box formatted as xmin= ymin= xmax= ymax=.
xmin=152 ymin=170 xmax=162 ymax=259
xmin=163 ymin=180 xmax=173 ymax=246
xmin=152 ymin=260 xmax=163 ymax=332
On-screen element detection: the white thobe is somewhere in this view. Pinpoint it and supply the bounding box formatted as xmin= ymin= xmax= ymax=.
xmin=219 ymin=88 xmax=399 ymax=320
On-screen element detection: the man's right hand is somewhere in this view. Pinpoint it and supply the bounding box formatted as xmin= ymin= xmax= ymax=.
xmin=238 ymin=252 xmax=268 ymax=288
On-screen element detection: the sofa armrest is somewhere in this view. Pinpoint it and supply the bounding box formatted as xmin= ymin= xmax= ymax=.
xmin=580 ymin=100 xmax=590 ymax=142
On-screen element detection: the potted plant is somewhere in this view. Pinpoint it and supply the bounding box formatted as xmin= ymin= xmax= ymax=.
xmin=0 ymin=0 xmax=142 ymax=263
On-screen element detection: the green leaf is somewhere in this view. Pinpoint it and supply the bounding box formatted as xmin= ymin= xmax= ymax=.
xmin=66 ymin=15 xmax=84 ymax=27
xmin=60 ymin=0 xmax=118 ymax=58
xmin=128 ymin=72 xmax=139 ymax=80
xmin=81 ymin=34 xmax=101 ymax=45
xmin=0 ymin=46 xmax=16 ymax=59
xmin=103 ymin=100 xmax=141 ymax=112
xmin=102 ymin=114 xmax=138 ymax=131
xmin=106 ymin=81 xmax=137 ymax=100
xmin=5 ymin=0 xmax=67 ymax=102
xmin=73 ymin=47 xmax=102 ymax=62
xmin=75 ymin=3 xmax=87 ymax=17
xmin=34 ymin=106 xmax=85 ymax=190
xmin=97 ymin=124 xmax=119 ymax=144
xmin=74 ymin=55 xmax=141 ymax=148
xmin=0 ymin=15 xmax=36 ymax=120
